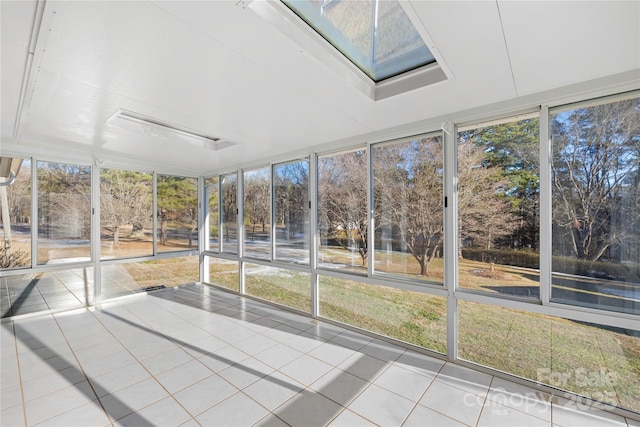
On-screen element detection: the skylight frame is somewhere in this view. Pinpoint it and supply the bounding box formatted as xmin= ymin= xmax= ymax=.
xmin=281 ymin=0 xmax=436 ymax=83
xmin=249 ymin=0 xmax=450 ymax=101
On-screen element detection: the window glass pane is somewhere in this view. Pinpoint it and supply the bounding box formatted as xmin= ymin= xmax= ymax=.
xmin=372 ymin=135 xmax=444 ymax=284
xmin=244 ymin=168 xmax=271 ymax=260
xmin=457 ymin=117 xmax=540 ymax=298
xmin=1 ymin=268 xmax=92 ymax=318
xmin=206 ymin=256 xmax=238 ymax=292
xmin=1 ymin=157 xmax=31 ymax=269
xmin=37 ymin=161 xmax=91 ymax=264
xmin=157 ymin=175 xmax=198 ymax=253
xmin=459 ymin=300 xmax=640 ymax=414
xmin=100 ymin=168 xmax=153 ymax=259
xmin=317 ymin=149 xmax=368 ymax=273
xmin=101 ymin=255 xmax=198 ymax=298
xmin=318 ymin=275 xmax=446 ymax=353
xmin=245 ymin=263 xmax=311 ymax=312
xmin=283 ymin=0 xmax=435 ymax=82
xmin=221 ymin=173 xmax=238 ymax=254
xmin=206 ymin=176 xmax=219 ymax=252
xmin=274 ymin=160 xmax=309 ymax=263
xmin=551 ymin=97 xmax=640 ymax=315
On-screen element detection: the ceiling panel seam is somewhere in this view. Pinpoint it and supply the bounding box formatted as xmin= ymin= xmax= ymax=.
xmin=495 ymin=0 xmax=518 ymax=97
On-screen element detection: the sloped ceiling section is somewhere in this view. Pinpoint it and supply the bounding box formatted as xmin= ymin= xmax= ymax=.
xmin=1 ymin=0 xmax=639 ymax=176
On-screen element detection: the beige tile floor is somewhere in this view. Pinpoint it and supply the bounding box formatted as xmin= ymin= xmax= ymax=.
xmin=1 ymin=284 xmax=637 ymax=427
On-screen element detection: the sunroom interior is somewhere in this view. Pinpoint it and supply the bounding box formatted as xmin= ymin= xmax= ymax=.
xmin=1 ymin=0 xmax=639 ymax=426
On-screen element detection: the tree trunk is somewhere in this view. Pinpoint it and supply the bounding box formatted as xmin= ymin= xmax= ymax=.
xmin=420 ymin=258 xmax=428 ymax=276
xmin=113 ymin=225 xmax=120 ymax=246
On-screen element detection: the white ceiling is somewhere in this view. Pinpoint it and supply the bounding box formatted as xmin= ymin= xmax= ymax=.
xmin=1 ymin=0 xmax=639 ymax=176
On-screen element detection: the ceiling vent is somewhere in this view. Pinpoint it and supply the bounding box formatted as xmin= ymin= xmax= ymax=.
xmin=105 ymin=109 xmax=237 ymax=151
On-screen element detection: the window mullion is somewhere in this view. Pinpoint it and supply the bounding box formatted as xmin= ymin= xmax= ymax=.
xmin=539 ymin=105 xmax=551 ymax=305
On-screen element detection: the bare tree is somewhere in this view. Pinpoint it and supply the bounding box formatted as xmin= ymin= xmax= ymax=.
xmin=244 ymin=169 xmax=270 ymax=240
xmin=318 ymin=150 xmax=368 ymax=265
xmin=374 ymin=137 xmax=444 ymax=276
xmin=552 ymin=99 xmax=640 ymax=262
xmin=458 ymin=142 xmax=519 ymax=252
xmin=100 ymin=169 xmax=152 ymax=246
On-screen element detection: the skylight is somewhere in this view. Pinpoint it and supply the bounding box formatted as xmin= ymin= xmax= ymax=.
xmin=282 ymin=0 xmax=436 ymax=82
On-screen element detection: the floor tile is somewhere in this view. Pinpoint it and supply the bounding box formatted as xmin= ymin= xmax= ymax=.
xmin=139 ymin=347 xmax=195 ymax=375
xmin=477 ymin=400 xmax=550 ymax=427
xmin=372 ymin=363 xmax=433 ymax=402
xmin=327 ymin=409 xmax=377 ymax=426
xmin=88 ymin=362 xmax=151 ymax=397
xmin=346 ymin=383 xmax=415 ymax=427
xmin=25 ymin=381 xmax=98 ymax=425
xmin=273 ymin=389 xmax=344 ymax=427
xmin=33 ymin=401 xmax=110 ymax=427
xmin=359 ymin=339 xmax=405 ymax=362
xmin=393 ymin=351 xmax=445 ymax=378
xmin=22 ymin=365 xmax=87 ymax=401
xmin=154 ymin=359 xmax=213 ymax=394
xmin=308 ymin=341 xmax=357 ymax=367
xmin=80 ymin=349 xmax=139 ymax=378
xmin=337 ymin=352 xmax=391 ymax=383
xmin=1 ymin=383 xmax=22 ymax=409
xmin=243 ymin=370 xmax=304 ymax=410
xmin=403 ymin=404 xmax=468 ymax=427
xmin=114 ymin=396 xmax=191 ymax=427
xmin=282 ymin=330 xmax=325 ymax=353
xmin=195 ymin=392 xmax=269 ymax=426
xmin=197 ymin=345 xmax=251 ymax=373
xmin=486 ymin=377 xmax=551 ymax=422
xmin=253 ymin=342 xmax=304 ymax=370
xmin=253 ymin=413 xmax=290 ymax=427
xmin=435 ymin=363 xmax=493 ymax=397
xmin=552 ymin=396 xmax=627 ymax=427
xmin=419 ymin=380 xmax=485 ymax=426
xmin=172 ymin=373 xmax=238 ymax=416
xmin=0 ymin=402 xmax=26 ymax=427
xmin=310 ymin=368 xmax=370 ymax=407
xmin=218 ymin=356 xmax=274 ymax=389
xmin=626 ymin=417 xmax=640 ymax=427
xmin=233 ymin=333 xmax=278 ymax=356
xmin=279 ymin=354 xmax=334 ymax=386
xmin=98 ymin=378 xmax=168 ymax=422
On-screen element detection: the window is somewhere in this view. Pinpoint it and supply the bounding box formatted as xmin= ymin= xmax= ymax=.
xmin=1 ymin=157 xmax=31 ymax=269
xmin=282 ymin=0 xmax=435 ymax=82
xmin=245 ymin=263 xmax=311 ymax=312
xmin=100 ymin=168 xmax=153 ymax=259
xmin=459 ymin=300 xmax=640 ymax=413
xmin=244 ymin=167 xmax=271 ymax=260
xmin=551 ymin=96 xmax=640 ymax=315
xmin=457 ymin=115 xmax=540 ymax=298
xmin=220 ymin=172 xmax=238 ymax=254
xmin=317 ymin=149 xmax=368 ymax=273
xmin=318 ymin=275 xmax=447 ymax=352
xmin=206 ymin=176 xmax=219 ymax=252
xmin=156 ymin=175 xmax=198 ymax=253
xmin=372 ymin=135 xmax=444 ymax=285
xmin=101 ymin=256 xmax=198 ymax=298
xmin=207 ymin=256 xmax=239 ymax=292
xmin=273 ymin=159 xmax=310 ymax=263
xmin=37 ymin=161 xmax=91 ymax=264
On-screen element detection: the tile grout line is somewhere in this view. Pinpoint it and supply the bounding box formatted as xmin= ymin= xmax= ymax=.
xmin=9 ymin=319 xmax=29 ymax=427
xmin=50 ymin=311 xmax=115 ymax=427
xmin=88 ymin=298 xmax=205 ymax=425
